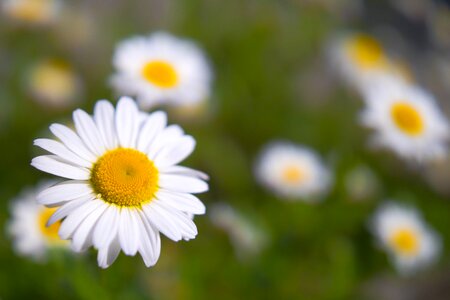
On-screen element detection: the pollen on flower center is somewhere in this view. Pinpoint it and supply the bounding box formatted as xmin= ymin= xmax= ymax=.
xmin=282 ymin=165 xmax=305 ymax=184
xmin=141 ymin=60 xmax=178 ymax=88
xmin=389 ymin=228 xmax=419 ymax=255
xmin=347 ymin=35 xmax=385 ymax=68
xmin=391 ymin=102 xmax=424 ymax=135
xmin=38 ymin=207 xmax=61 ymax=241
xmin=90 ymin=148 xmax=159 ymax=207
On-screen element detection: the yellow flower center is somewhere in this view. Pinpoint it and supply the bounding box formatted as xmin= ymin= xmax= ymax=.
xmin=346 ymin=34 xmax=386 ymax=69
xmin=141 ymin=60 xmax=178 ymax=88
xmin=391 ymin=102 xmax=424 ymax=135
xmin=282 ymin=165 xmax=305 ymax=184
xmin=8 ymin=0 xmax=52 ymax=23
xmin=90 ymin=148 xmax=159 ymax=207
xmin=38 ymin=207 xmax=62 ymax=242
xmin=389 ymin=228 xmax=419 ymax=256
xmin=30 ymin=60 xmax=76 ymax=103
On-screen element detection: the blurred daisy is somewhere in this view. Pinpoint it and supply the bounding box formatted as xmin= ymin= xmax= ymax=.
xmin=330 ymin=32 xmax=412 ymax=90
xmin=370 ymin=202 xmax=441 ymax=275
xmin=210 ymin=203 xmax=268 ymax=261
xmin=361 ymin=78 xmax=449 ymax=161
xmin=31 ymin=97 xmax=208 ymax=268
xmin=255 ymin=142 xmax=332 ymax=201
xmin=110 ymin=32 xmax=212 ymax=110
xmin=8 ymin=183 xmax=69 ymax=261
xmin=27 ymin=59 xmax=82 ymax=109
xmin=2 ymin=0 xmax=61 ymax=25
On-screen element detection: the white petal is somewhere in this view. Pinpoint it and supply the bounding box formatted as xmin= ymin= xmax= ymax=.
xmin=161 ymin=165 xmax=209 ymax=181
xmin=73 ymin=109 xmax=106 ymax=156
xmin=50 ymin=123 xmax=96 ymax=162
xmin=71 ymin=202 xmax=108 ymax=252
xmin=156 ymin=189 xmax=206 ymax=215
xmin=37 ymin=181 xmax=92 ymax=206
xmin=137 ymin=210 xmax=161 ymax=267
xmin=58 ymin=199 xmax=103 ymax=239
xmin=48 ymin=194 xmax=94 ymax=225
xmin=34 ymin=139 xmax=92 ymax=168
xmin=31 ymin=155 xmax=90 ymax=180
xmin=118 ymin=208 xmax=140 ymax=256
xmin=93 ymin=205 xmax=120 ymax=249
xmin=115 ymin=97 xmax=139 ymax=148
xmin=147 ymin=125 xmax=184 ymax=159
xmin=154 ymin=136 xmax=196 ymax=168
xmin=94 ymin=100 xmax=118 ymax=149
xmin=158 ymin=174 xmax=208 ymax=194
xmin=142 ymin=204 xmax=182 ymax=241
xmin=98 ymin=236 xmax=121 ymax=269
xmin=137 ymin=111 xmax=167 ymax=153
xmin=153 ymin=201 xmax=198 ymax=240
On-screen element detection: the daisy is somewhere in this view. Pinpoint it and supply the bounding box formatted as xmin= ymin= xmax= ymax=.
xmin=27 ymin=59 xmax=82 ymax=109
xmin=255 ymin=141 xmax=332 ymax=201
xmin=329 ymin=32 xmax=411 ymax=91
xmin=360 ymin=77 xmax=449 ymax=161
xmin=31 ymin=97 xmax=208 ymax=268
xmin=2 ymin=0 xmax=61 ymax=25
xmin=110 ymin=32 xmax=212 ymax=110
xmin=210 ymin=203 xmax=268 ymax=261
xmin=7 ymin=183 xmax=69 ymax=261
xmin=370 ymin=202 xmax=441 ymax=275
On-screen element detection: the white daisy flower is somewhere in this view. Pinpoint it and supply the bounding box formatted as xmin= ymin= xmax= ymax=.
xmin=360 ymin=77 xmax=449 ymax=161
xmin=329 ymin=32 xmax=412 ymax=91
xmin=210 ymin=203 xmax=268 ymax=261
xmin=110 ymin=32 xmax=212 ymax=110
xmin=27 ymin=59 xmax=83 ymax=109
xmin=255 ymin=142 xmax=332 ymax=201
xmin=1 ymin=0 xmax=61 ymax=25
xmin=7 ymin=183 xmax=69 ymax=262
xmin=370 ymin=202 xmax=441 ymax=275
xmin=31 ymin=97 xmax=208 ymax=268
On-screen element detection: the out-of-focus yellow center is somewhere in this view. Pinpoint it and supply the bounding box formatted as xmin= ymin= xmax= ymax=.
xmin=389 ymin=228 xmax=419 ymax=255
xmin=7 ymin=0 xmax=52 ymax=23
xmin=391 ymin=102 xmax=424 ymax=135
xmin=141 ymin=60 xmax=178 ymax=88
xmin=30 ymin=60 xmax=76 ymax=103
xmin=282 ymin=165 xmax=305 ymax=184
xmin=38 ymin=207 xmax=62 ymax=242
xmin=347 ymin=34 xmax=386 ymax=69
xmin=90 ymin=148 xmax=159 ymax=207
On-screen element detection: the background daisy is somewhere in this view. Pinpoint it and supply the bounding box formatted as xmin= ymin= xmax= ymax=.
xmin=110 ymin=32 xmax=212 ymax=110
xmin=7 ymin=182 xmax=69 ymax=262
xmin=255 ymin=141 xmax=332 ymax=201
xmin=329 ymin=32 xmax=412 ymax=92
xmin=27 ymin=58 xmax=83 ymax=109
xmin=370 ymin=202 xmax=441 ymax=275
xmin=360 ymin=77 xmax=449 ymax=161
xmin=31 ymin=97 xmax=207 ymax=268
xmin=1 ymin=0 xmax=61 ymax=25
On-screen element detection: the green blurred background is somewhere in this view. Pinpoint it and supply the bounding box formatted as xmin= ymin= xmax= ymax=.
xmin=1 ymin=0 xmax=450 ymax=299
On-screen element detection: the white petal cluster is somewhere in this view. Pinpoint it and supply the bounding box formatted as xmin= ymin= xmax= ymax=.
xmin=370 ymin=202 xmax=441 ymax=275
xmin=31 ymin=97 xmax=208 ymax=268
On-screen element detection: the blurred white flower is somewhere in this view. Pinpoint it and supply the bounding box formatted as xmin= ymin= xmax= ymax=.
xmin=255 ymin=141 xmax=332 ymax=201
xmin=370 ymin=202 xmax=441 ymax=275
xmin=31 ymin=97 xmax=208 ymax=268
xmin=360 ymin=77 xmax=449 ymax=162
xmin=2 ymin=0 xmax=61 ymax=25
xmin=110 ymin=32 xmax=212 ymax=110
xmin=210 ymin=203 xmax=268 ymax=261
xmin=27 ymin=59 xmax=83 ymax=109
xmin=7 ymin=183 xmax=69 ymax=262
xmin=329 ymin=32 xmax=412 ymax=91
